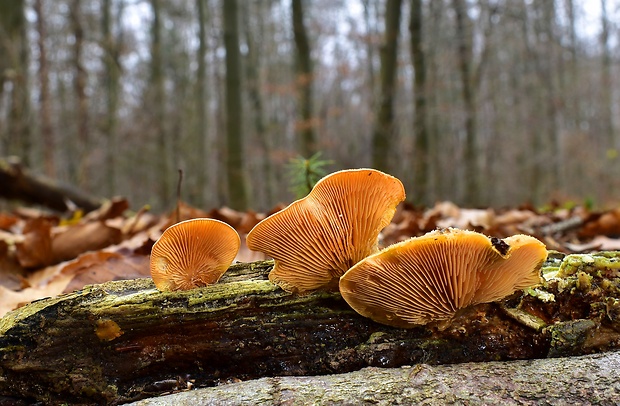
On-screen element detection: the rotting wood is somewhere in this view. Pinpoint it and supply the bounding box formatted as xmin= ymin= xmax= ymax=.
xmin=0 ymin=156 xmax=102 ymax=213
xmin=126 ymin=350 xmax=620 ymax=405
xmin=1 ymin=252 xmax=620 ymax=405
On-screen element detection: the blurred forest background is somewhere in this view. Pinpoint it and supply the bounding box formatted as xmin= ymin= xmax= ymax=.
xmin=0 ymin=0 xmax=619 ymax=213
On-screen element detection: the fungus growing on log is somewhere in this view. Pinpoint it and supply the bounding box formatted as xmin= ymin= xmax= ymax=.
xmin=246 ymin=168 xmax=406 ymax=294
xmin=339 ymin=228 xmax=547 ymax=328
xmin=150 ymin=218 xmax=240 ymax=291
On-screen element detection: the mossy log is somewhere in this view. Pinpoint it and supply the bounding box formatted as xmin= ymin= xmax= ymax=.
xmin=1 ymin=252 xmax=620 ymax=405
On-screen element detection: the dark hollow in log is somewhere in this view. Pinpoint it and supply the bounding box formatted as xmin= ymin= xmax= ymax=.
xmin=1 ymin=252 xmax=620 ymax=404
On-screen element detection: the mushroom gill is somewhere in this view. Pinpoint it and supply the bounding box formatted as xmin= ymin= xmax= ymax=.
xmin=339 ymin=228 xmax=547 ymax=328
xmin=246 ymin=168 xmax=406 ymax=294
xmin=150 ymin=218 xmax=240 ymax=291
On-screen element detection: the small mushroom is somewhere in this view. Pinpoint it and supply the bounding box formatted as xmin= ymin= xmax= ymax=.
xmin=150 ymin=218 xmax=240 ymax=291
xmin=339 ymin=228 xmax=547 ymax=328
xmin=246 ymin=168 xmax=406 ymax=294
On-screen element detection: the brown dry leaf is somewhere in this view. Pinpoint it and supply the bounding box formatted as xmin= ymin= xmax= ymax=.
xmin=0 ymin=273 xmax=74 ymax=318
xmin=237 ymin=210 xmax=265 ymax=234
xmin=0 ymin=240 xmax=26 ymax=290
xmin=167 ymin=201 xmax=211 ymax=226
xmin=489 ymin=209 xmax=539 ymax=237
xmin=15 ymin=218 xmax=54 ymax=268
xmin=61 ymin=251 xmax=150 ymax=293
xmin=120 ymin=210 xmax=160 ymax=235
xmin=0 ymin=250 xmax=147 ymax=317
xmin=381 ymin=209 xmax=423 ymax=246
xmin=83 ymin=197 xmax=129 ymax=222
xmin=207 ymin=206 xmax=244 ymax=229
xmin=433 ymin=202 xmax=495 ymax=230
xmin=51 ymin=221 xmax=123 ymax=263
xmin=564 ymin=235 xmax=620 ymax=252
xmin=579 ymin=208 xmax=620 ymax=239
xmin=12 ymin=206 xmax=59 ymax=222
xmin=0 ymin=213 xmax=18 ymax=231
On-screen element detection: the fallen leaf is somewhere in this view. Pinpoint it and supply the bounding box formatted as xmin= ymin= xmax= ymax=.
xmin=15 ymin=218 xmax=54 ymax=268
xmin=51 ymin=221 xmax=123 ymax=263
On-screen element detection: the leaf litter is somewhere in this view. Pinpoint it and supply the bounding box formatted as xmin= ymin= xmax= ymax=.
xmin=0 ymin=197 xmax=618 ymax=317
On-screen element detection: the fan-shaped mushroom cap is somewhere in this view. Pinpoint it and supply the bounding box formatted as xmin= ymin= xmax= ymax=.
xmin=246 ymin=168 xmax=406 ymax=294
xmin=150 ymin=218 xmax=240 ymax=291
xmin=339 ymin=228 xmax=547 ymax=328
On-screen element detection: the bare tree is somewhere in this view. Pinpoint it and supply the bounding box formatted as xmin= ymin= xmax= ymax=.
xmin=0 ymin=0 xmax=30 ymax=163
xmin=223 ymin=0 xmax=248 ymax=210
xmin=242 ymin=0 xmax=273 ymax=208
xmin=292 ymin=0 xmax=316 ymax=157
xmin=34 ymin=0 xmax=54 ymax=177
xmin=69 ymin=0 xmax=90 ymax=190
xmin=101 ymin=0 xmax=123 ymax=196
xmin=600 ymin=0 xmax=614 ymax=149
xmin=410 ymin=0 xmax=429 ymax=204
xmin=372 ymin=0 xmax=403 ymax=172
xmin=149 ymin=0 xmax=170 ymax=207
xmin=193 ymin=0 xmax=209 ymax=207
xmin=452 ymin=0 xmax=479 ymax=206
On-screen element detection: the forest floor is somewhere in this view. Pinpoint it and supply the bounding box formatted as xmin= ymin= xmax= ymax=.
xmin=1 ymin=197 xmax=620 ymax=318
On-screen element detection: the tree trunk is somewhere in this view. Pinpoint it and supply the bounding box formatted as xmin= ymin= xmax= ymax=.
xmin=149 ymin=0 xmax=170 ymax=209
xmin=223 ymin=0 xmax=248 ymax=210
xmin=34 ymin=0 xmax=54 ymax=178
xmin=291 ymin=0 xmax=316 ymax=158
xmin=362 ymin=0 xmax=377 ymax=110
xmin=0 ymin=0 xmax=30 ymax=164
xmin=102 ymin=0 xmax=122 ymax=197
xmin=600 ymin=0 xmax=614 ymax=150
xmin=242 ymin=1 xmax=273 ymax=209
xmin=452 ymin=0 xmax=479 ymax=206
xmin=193 ymin=0 xmax=208 ymax=207
xmin=1 ymin=252 xmax=620 ymax=404
xmin=69 ymin=0 xmax=90 ymax=191
xmin=409 ymin=0 xmax=429 ymax=205
xmin=372 ymin=0 xmax=403 ymax=173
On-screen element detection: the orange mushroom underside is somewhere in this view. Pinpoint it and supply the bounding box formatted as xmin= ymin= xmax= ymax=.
xmin=150 ymin=218 xmax=240 ymax=291
xmin=246 ymin=168 xmax=406 ymax=294
xmin=339 ymin=228 xmax=547 ymax=328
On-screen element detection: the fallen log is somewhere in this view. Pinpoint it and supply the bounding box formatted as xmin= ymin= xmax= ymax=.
xmin=1 ymin=252 xmax=619 ymax=405
xmin=127 ymin=350 xmax=620 ymax=405
xmin=0 ymin=156 xmax=102 ymax=212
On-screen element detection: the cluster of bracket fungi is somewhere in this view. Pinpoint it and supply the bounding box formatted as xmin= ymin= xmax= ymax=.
xmin=149 ymin=168 xmax=548 ymax=328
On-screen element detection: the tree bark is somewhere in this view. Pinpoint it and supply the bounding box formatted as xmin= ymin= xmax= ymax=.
xmin=69 ymin=0 xmax=90 ymax=191
xmin=223 ymin=0 xmax=248 ymax=210
xmin=291 ymin=0 xmax=316 ymax=158
xmin=410 ymin=0 xmax=429 ymax=205
xmin=452 ymin=0 xmax=479 ymax=206
xmin=34 ymin=0 xmax=55 ymax=178
xmin=128 ymin=350 xmax=620 ymax=405
xmin=0 ymin=0 xmax=30 ymax=164
xmin=102 ymin=0 xmax=122 ymax=197
xmin=372 ymin=0 xmax=402 ymax=173
xmin=193 ymin=0 xmax=208 ymax=207
xmin=600 ymin=0 xmax=614 ymax=150
xmin=242 ymin=1 xmax=273 ymax=208
xmin=149 ymin=0 xmax=170 ymax=209
xmin=1 ymin=252 xmax=620 ymax=404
